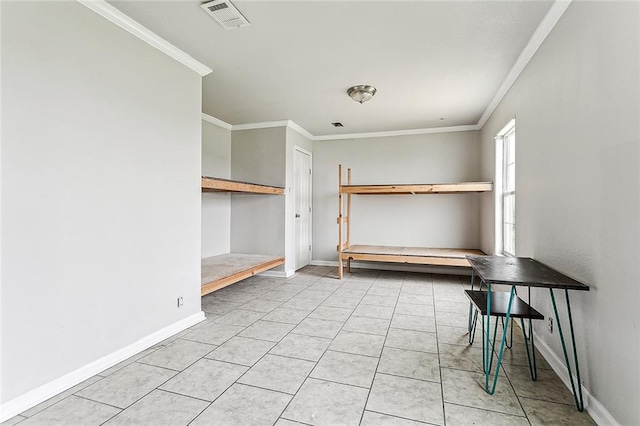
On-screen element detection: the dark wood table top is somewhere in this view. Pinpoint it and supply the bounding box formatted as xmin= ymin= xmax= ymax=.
xmin=466 ymin=256 xmax=589 ymax=291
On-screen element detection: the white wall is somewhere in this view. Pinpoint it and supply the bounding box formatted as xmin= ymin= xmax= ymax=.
xmin=480 ymin=2 xmax=639 ymax=424
xmin=202 ymin=121 xmax=231 ymax=258
xmin=1 ymin=0 xmax=202 ymax=405
xmin=230 ymin=128 xmax=286 ymax=266
xmin=312 ymin=131 xmax=482 ymax=264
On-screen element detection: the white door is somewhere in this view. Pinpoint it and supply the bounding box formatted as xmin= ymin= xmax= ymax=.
xmin=294 ymin=148 xmax=312 ymax=270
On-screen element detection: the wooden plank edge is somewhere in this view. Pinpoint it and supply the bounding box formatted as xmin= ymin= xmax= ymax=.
xmin=201 ymin=257 xmax=285 ymax=296
xmin=341 ymin=182 xmax=493 ymax=194
xmin=343 ymin=252 xmax=471 ymax=267
xmin=201 ymin=177 xmax=285 ymax=195
xmin=202 ymin=187 xmax=284 ymax=194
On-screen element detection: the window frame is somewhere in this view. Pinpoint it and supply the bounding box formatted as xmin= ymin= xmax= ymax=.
xmin=495 ymin=118 xmax=516 ymax=257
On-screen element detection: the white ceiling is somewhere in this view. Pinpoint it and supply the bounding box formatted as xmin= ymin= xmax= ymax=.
xmin=109 ymin=1 xmax=554 ymax=136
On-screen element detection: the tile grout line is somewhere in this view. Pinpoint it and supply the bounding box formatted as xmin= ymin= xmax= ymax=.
xmin=365 ymin=408 xmax=439 ymax=425
xmin=278 ymin=268 xmax=381 ymax=424
xmin=432 ymin=276 xmax=448 ymax=426
xmin=95 ymin=353 xmax=210 ymax=425
xmin=114 ymin=276 xmax=315 ymax=425
xmin=274 ymin=268 xmax=350 ymax=425
xmin=231 ymin=267 xmax=359 ymax=425
xmin=18 ymin=375 xmax=108 ymax=419
xmin=191 ymin=269 xmax=329 ymax=426
xmin=357 ymin=271 xmax=402 ymax=425
xmin=192 ymin=272 xmax=327 ymax=426
xmin=443 ymin=400 xmax=530 ymax=419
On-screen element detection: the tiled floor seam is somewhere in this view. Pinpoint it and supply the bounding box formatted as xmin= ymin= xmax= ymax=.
xmin=278 ymin=415 xmax=314 ymax=425
xmin=179 ymin=303 xmax=311 ymax=426
xmin=365 ymin=408 xmax=438 ymax=425
xmin=19 ymin=376 xmax=108 ymax=419
xmin=269 ymin=272 xmax=340 ymax=422
xmin=70 ymin=394 xmax=124 ymax=411
xmin=92 ymin=361 xmax=187 ymax=419
xmin=92 ymin=354 xmax=210 ymax=424
xmin=443 ymin=401 xmax=529 ymax=418
xmin=229 ymin=274 xmax=351 ymax=423
xmin=356 ymin=275 xmax=401 ymax=425
xmin=433 ymin=278 xmax=449 ymax=426
xmin=223 ymin=381 xmax=296 ymax=397
xmin=275 ymin=270 xmax=379 ymax=425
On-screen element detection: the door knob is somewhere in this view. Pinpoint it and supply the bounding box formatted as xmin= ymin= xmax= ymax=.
xmin=295 ymin=213 xmax=301 ymax=218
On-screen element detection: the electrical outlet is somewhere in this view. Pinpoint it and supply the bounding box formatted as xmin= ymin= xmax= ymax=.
xmin=177 ymin=297 xmax=183 ymax=308
xmin=548 ymin=317 xmax=553 ymax=333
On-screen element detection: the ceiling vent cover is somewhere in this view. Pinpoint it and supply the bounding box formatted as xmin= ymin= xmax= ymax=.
xmin=201 ymin=0 xmax=250 ymax=30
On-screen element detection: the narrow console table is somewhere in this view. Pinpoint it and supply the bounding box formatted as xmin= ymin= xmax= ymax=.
xmin=466 ymin=256 xmax=590 ymax=411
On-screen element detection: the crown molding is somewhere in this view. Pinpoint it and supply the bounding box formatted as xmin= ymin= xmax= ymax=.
xmin=201 ymin=113 xmax=232 ymax=130
xmin=285 ymin=120 xmax=315 ymax=140
xmin=232 ymin=119 xmax=314 ymax=140
xmin=477 ymin=0 xmax=572 ymax=128
xmin=231 ymin=120 xmax=291 ymax=131
xmin=202 ymin=114 xmax=480 ymax=140
xmin=314 ymin=124 xmax=480 ymax=141
xmin=76 ymin=0 xmax=212 ymax=77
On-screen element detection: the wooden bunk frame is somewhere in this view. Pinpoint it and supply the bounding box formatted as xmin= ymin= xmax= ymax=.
xmin=201 ymin=254 xmax=285 ymax=296
xmin=201 ymin=176 xmax=285 ymax=195
xmin=337 ymin=165 xmax=493 ymax=279
xmin=201 ymin=176 xmax=285 ymax=295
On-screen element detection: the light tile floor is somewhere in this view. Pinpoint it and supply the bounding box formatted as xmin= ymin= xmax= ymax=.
xmin=3 ymin=266 xmax=596 ymax=426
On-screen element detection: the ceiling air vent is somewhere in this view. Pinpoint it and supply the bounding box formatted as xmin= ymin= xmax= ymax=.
xmin=201 ymin=0 xmax=250 ymax=30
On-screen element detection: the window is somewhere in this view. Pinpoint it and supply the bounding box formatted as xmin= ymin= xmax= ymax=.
xmin=496 ymin=119 xmax=516 ymax=256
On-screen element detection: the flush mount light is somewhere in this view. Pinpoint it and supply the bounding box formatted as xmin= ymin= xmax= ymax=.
xmin=347 ymin=85 xmax=377 ymax=104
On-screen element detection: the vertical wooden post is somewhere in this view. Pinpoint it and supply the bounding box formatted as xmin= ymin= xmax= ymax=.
xmin=338 ymin=164 xmax=343 ymax=279
xmin=347 ymin=168 xmax=352 ymax=247
xmin=346 ymin=168 xmax=352 ymax=273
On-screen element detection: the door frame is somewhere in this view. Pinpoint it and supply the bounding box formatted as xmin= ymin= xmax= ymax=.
xmin=293 ymin=145 xmax=313 ymax=270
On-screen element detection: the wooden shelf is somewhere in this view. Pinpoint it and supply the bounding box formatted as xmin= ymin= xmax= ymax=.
xmin=343 ymin=245 xmax=485 ymax=267
xmin=201 ymin=253 xmax=284 ymax=296
xmin=341 ymin=182 xmax=493 ymax=195
xmin=201 ymin=176 xmax=285 ymax=195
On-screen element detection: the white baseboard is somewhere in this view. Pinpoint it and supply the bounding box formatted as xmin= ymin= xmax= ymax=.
xmin=0 ymin=311 xmax=205 ymax=422
xmin=310 ymin=260 xmax=471 ymax=276
xmin=259 ymin=269 xmax=295 ymax=278
xmin=534 ymin=333 xmax=620 ymax=426
xmin=310 ymin=260 xmax=336 ymax=267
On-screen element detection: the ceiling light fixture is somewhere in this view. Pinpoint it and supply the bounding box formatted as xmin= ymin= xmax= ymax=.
xmin=347 ymin=85 xmax=377 ymax=104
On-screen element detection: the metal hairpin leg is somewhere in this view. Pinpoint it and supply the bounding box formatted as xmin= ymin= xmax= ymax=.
xmin=484 ymin=283 xmax=516 ymax=395
xmin=467 ymin=269 xmax=476 ymax=333
xmin=550 ymin=288 xmax=585 ymax=411
xmin=500 ymin=317 xmax=514 ymax=349
xmin=481 ymin=312 xmax=501 ymax=374
xmin=469 ymin=309 xmax=478 ymax=345
xmin=519 ymin=317 xmax=538 ymax=381
xmin=520 ymin=287 xmax=537 ymax=380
